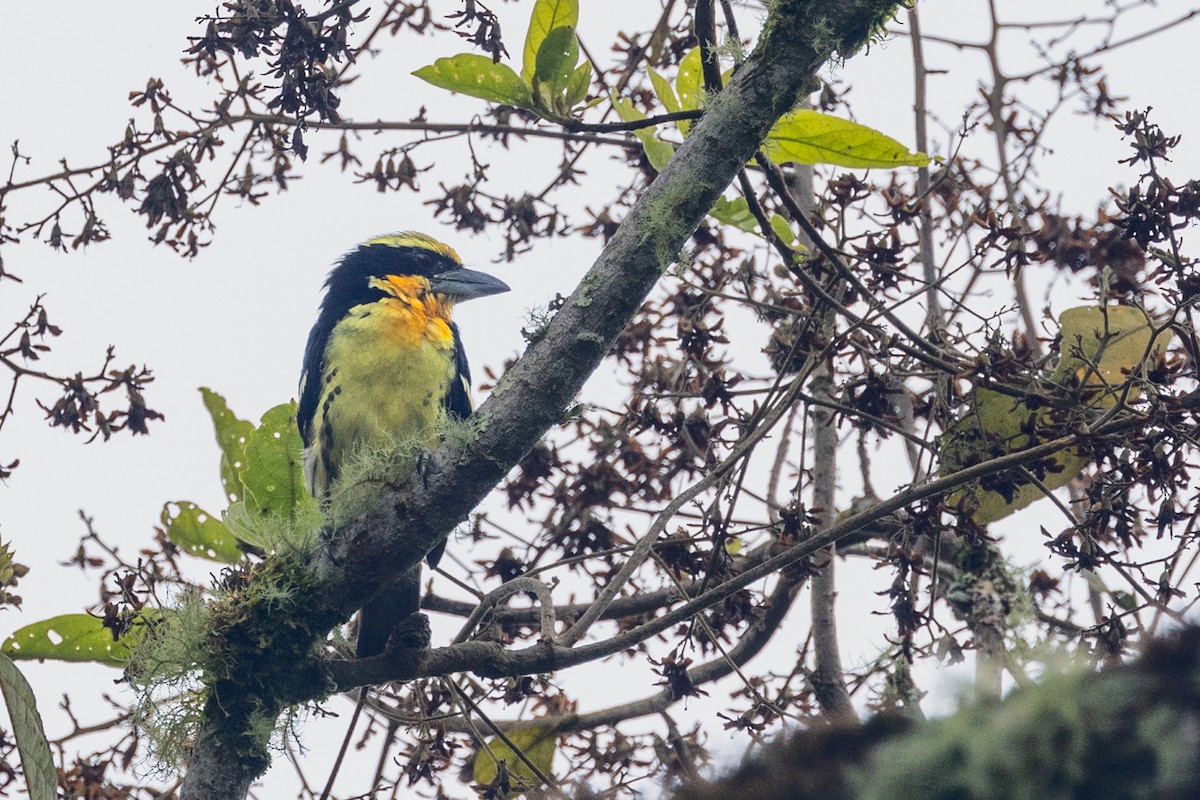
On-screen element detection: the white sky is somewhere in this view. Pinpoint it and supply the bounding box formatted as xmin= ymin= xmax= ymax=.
xmin=2 ymin=0 xmax=1198 ymax=796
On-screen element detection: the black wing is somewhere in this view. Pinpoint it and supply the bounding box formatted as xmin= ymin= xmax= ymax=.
xmin=297 ymin=304 xmax=339 ymax=447
xmin=445 ymin=321 xmax=473 ymax=421
xmin=425 ymin=322 xmax=472 ymax=570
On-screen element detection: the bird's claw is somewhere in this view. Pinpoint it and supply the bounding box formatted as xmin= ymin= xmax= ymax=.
xmin=384 ymin=612 xmax=432 ymax=653
xmin=414 ymin=449 xmax=434 ymax=489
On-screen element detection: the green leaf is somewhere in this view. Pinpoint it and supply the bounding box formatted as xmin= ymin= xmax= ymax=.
xmin=1112 ymin=590 xmax=1137 ymax=611
xmin=612 ymin=93 xmax=674 ymax=171
xmin=223 ymin=500 xmax=269 ymax=550
xmin=675 ymin=47 xmax=703 ymax=135
xmin=200 ymin=387 xmax=254 ymax=505
xmin=648 ymin=68 xmax=680 ymax=115
xmin=534 ymin=25 xmax=578 ymax=91
xmin=709 ymin=195 xmax=757 ymax=233
xmin=763 ymin=109 xmax=930 ymax=169
xmin=1081 ymin=569 xmax=1109 ymax=595
xmin=0 ymin=654 xmax=56 ymax=800
xmin=708 ymin=197 xmax=804 ymax=251
xmin=197 ymin=392 xmax=317 ymax=548
xmin=240 ymin=402 xmax=315 ymax=522
xmin=770 ymin=214 xmax=797 ymax=246
xmin=414 ymin=54 xmax=534 ymax=111
xmin=564 ymin=60 xmax=592 ymax=108
xmin=162 ymin=501 xmax=242 ymax=563
xmin=675 ymin=47 xmax=703 ymax=110
xmin=521 ymin=0 xmax=578 ymax=84
xmin=531 ymin=81 xmax=552 ymax=111
xmin=939 ymin=306 xmax=1171 ymax=524
xmin=940 ymin=388 xmax=1087 ymax=524
xmin=474 ymin=726 xmax=557 ymax=790
xmin=1054 ymin=305 xmax=1172 ymax=403
xmin=2 ymin=613 xmax=150 ymax=666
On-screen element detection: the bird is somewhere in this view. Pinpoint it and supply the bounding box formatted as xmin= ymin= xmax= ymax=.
xmin=298 ymin=231 xmax=510 ymax=657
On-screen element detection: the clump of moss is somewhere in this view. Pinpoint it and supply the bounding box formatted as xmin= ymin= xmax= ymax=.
xmin=126 ymin=507 xmax=330 ymax=771
xmin=325 ymin=433 xmax=429 ymax=529
xmin=645 ymin=177 xmax=711 ymax=273
xmin=125 ymin=592 xmax=215 ymax=771
xmin=326 ymin=415 xmax=481 ymax=527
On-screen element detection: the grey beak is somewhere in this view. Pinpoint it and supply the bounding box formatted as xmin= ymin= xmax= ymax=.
xmin=429 ymin=267 xmax=511 ymax=300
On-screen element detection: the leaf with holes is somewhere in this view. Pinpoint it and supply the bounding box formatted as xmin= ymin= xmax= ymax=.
xmin=240 ymin=401 xmax=315 ymax=522
xmin=201 ymin=387 xmax=254 ymax=505
xmin=1 ymin=613 xmax=154 ymax=666
xmin=162 ymin=500 xmax=242 ymax=562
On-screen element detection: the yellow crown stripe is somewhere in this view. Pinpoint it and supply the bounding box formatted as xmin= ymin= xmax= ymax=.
xmin=363 ymin=231 xmax=462 ymax=264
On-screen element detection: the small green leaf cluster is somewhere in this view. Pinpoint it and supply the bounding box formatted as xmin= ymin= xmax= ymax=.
xmin=411 ymin=0 xmax=929 ymax=256
xmin=0 ymin=386 xmax=327 ymax=776
xmin=631 ymin=43 xmax=931 ymax=171
xmin=626 ymin=42 xmax=929 ymax=240
xmin=0 ymin=540 xmax=27 ymax=609
xmin=182 ymin=388 xmax=321 ymax=555
xmin=709 ymin=195 xmax=804 ymax=252
xmin=414 ymin=0 xmax=592 ymax=121
xmin=608 ymin=46 xmax=709 ymax=173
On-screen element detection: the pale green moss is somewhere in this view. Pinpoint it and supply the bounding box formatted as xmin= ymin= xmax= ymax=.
xmin=645 ymin=175 xmax=710 ymax=271
xmin=126 ymin=504 xmax=331 ymax=772
xmin=325 ymin=433 xmax=427 ymax=528
xmin=574 ymin=272 xmax=599 ymax=307
xmin=126 ymin=593 xmax=214 ymax=770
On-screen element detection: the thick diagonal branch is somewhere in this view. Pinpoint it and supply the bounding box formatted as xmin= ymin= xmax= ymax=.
xmin=179 ymin=3 xmax=906 ymax=797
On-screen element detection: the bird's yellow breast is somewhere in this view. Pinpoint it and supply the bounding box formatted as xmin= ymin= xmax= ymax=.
xmin=305 ymin=276 xmax=457 ymax=495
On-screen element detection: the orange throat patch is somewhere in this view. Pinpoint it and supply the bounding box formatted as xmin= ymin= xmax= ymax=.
xmin=367 ymin=274 xmax=455 ymax=346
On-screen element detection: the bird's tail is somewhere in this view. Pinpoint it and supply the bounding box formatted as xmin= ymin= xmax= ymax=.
xmin=356 ymin=566 xmax=422 ymax=657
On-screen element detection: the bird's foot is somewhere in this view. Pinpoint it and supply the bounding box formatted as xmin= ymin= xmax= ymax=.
xmin=384 ymin=612 xmax=432 ymax=653
xmin=414 ymin=449 xmax=434 ymax=489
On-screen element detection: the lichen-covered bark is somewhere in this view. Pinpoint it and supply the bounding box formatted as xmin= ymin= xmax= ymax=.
xmin=179 ymin=2 xmax=907 ymax=797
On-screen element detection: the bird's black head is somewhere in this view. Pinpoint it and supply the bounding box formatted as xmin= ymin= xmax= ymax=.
xmin=322 ymin=232 xmax=468 ymax=315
